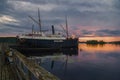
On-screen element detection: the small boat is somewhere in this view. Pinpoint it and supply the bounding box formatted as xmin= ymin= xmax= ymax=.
xmin=16 ymin=9 xmax=78 ymax=48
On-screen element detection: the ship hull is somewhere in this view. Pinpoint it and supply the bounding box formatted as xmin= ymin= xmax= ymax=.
xmin=17 ymin=38 xmax=78 ymax=48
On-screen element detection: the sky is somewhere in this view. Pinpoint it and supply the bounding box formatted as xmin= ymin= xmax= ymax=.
xmin=0 ymin=0 xmax=120 ymax=41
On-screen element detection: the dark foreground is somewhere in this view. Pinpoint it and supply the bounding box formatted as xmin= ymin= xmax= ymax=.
xmin=0 ymin=43 xmax=60 ymax=80
xmin=0 ymin=52 xmax=18 ymax=80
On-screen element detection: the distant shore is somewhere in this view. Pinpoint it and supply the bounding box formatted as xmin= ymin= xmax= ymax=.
xmin=0 ymin=37 xmax=16 ymax=43
xmin=79 ymin=40 xmax=120 ymax=45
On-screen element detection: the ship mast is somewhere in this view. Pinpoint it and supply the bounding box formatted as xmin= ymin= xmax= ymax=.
xmin=65 ymin=16 xmax=69 ymax=39
xmin=32 ymin=24 xmax=34 ymax=34
xmin=28 ymin=8 xmax=42 ymax=33
xmin=38 ymin=8 xmax=42 ymax=32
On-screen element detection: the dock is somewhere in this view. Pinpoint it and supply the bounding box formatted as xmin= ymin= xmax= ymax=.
xmin=0 ymin=54 xmax=18 ymax=80
xmin=0 ymin=43 xmax=60 ymax=80
xmin=0 ymin=43 xmax=18 ymax=80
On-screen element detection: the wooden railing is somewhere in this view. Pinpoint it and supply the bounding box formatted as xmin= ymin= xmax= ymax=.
xmin=11 ymin=49 xmax=60 ymax=80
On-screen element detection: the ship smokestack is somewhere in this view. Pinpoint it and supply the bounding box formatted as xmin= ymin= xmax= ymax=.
xmin=52 ymin=25 xmax=55 ymax=35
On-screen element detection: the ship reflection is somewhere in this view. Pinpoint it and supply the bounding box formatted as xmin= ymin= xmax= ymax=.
xmin=26 ymin=48 xmax=78 ymax=71
xmin=28 ymin=54 xmax=70 ymax=71
xmin=10 ymin=43 xmax=78 ymax=72
xmin=19 ymin=48 xmax=78 ymax=57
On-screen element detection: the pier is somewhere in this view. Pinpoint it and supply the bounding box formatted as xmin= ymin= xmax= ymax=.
xmin=0 ymin=43 xmax=60 ymax=80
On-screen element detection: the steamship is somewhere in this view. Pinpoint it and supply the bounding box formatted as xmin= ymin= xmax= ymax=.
xmin=17 ymin=9 xmax=78 ymax=48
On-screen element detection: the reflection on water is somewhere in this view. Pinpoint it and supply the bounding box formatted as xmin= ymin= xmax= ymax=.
xmin=79 ymin=43 xmax=120 ymax=52
xmin=27 ymin=44 xmax=120 ymax=80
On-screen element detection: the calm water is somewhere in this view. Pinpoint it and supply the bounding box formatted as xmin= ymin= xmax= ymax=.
xmin=28 ymin=44 xmax=120 ymax=80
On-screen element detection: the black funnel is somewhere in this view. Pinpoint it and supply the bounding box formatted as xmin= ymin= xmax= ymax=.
xmin=52 ymin=25 xmax=55 ymax=35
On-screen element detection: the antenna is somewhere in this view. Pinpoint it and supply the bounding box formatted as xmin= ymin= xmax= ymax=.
xmin=38 ymin=8 xmax=42 ymax=32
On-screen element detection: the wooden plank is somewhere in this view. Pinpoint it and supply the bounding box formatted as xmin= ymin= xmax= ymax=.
xmin=0 ymin=52 xmax=19 ymax=80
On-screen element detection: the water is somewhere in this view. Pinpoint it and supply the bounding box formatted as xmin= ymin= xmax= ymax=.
xmin=27 ymin=44 xmax=120 ymax=80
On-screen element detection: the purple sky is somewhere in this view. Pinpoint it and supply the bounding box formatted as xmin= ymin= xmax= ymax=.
xmin=0 ymin=0 xmax=120 ymax=37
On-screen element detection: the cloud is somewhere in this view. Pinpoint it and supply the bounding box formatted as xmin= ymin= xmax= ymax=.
xmin=0 ymin=0 xmax=8 ymax=13
xmin=0 ymin=0 xmax=120 ymax=36
xmin=80 ymin=29 xmax=120 ymax=37
xmin=97 ymin=29 xmax=120 ymax=36
xmin=113 ymin=0 xmax=120 ymax=10
xmin=8 ymin=1 xmax=58 ymax=12
xmin=81 ymin=30 xmax=93 ymax=35
xmin=0 ymin=15 xmax=18 ymax=24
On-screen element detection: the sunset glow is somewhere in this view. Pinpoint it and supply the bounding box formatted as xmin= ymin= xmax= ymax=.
xmin=79 ymin=44 xmax=120 ymax=53
xmin=79 ymin=36 xmax=120 ymax=42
